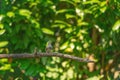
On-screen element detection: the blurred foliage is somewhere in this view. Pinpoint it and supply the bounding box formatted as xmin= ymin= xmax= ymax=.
xmin=0 ymin=0 xmax=120 ymax=80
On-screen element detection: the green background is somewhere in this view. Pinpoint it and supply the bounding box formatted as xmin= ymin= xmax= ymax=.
xmin=0 ymin=0 xmax=120 ymax=80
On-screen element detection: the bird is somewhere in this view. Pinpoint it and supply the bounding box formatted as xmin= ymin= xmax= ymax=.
xmin=45 ymin=41 xmax=53 ymax=53
xmin=34 ymin=47 xmax=38 ymax=55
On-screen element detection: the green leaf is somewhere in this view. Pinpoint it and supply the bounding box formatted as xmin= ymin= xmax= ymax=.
xmin=19 ymin=9 xmax=31 ymax=18
xmin=0 ymin=24 xmax=4 ymax=29
xmin=0 ymin=59 xmax=8 ymax=63
xmin=55 ymin=20 xmax=71 ymax=27
xmin=77 ymin=20 xmax=89 ymax=26
xmin=7 ymin=12 xmax=15 ymax=17
xmin=52 ymin=24 xmax=66 ymax=29
xmin=56 ymin=9 xmax=74 ymax=14
xmin=100 ymin=1 xmax=107 ymax=13
xmin=25 ymin=65 xmax=37 ymax=76
xmin=42 ymin=28 xmax=54 ymax=35
xmin=60 ymin=0 xmax=75 ymax=6
xmin=0 ymin=29 xmax=5 ymax=35
xmin=0 ymin=64 xmax=11 ymax=70
xmin=112 ymin=20 xmax=120 ymax=31
xmin=60 ymin=41 xmax=69 ymax=50
xmin=64 ymin=27 xmax=72 ymax=33
xmin=65 ymin=14 xmax=76 ymax=19
xmin=0 ymin=15 xmax=4 ymax=21
xmin=31 ymin=19 xmax=40 ymax=28
xmin=19 ymin=61 xmax=30 ymax=70
xmin=73 ymin=0 xmax=81 ymax=3
xmin=0 ymin=41 xmax=8 ymax=48
xmin=83 ymin=1 xmax=100 ymax=5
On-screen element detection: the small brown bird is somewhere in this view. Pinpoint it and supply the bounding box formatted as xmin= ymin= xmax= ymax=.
xmin=45 ymin=41 xmax=53 ymax=53
xmin=34 ymin=47 xmax=38 ymax=55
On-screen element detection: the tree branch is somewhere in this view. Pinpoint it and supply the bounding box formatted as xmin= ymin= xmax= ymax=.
xmin=0 ymin=52 xmax=95 ymax=63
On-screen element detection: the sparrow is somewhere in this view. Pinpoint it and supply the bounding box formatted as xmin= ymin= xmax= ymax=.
xmin=45 ymin=41 xmax=53 ymax=53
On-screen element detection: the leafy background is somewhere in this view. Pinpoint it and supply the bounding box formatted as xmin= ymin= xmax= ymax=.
xmin=0 ymin=0 xmax=120 ymax=80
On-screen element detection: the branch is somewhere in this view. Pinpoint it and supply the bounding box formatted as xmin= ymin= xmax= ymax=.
xmin=0 ymin=52 xmax=95 ymax=63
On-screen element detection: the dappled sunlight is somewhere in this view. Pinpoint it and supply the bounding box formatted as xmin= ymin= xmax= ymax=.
xmin=0 ymin=0 xmax=120 ymax=79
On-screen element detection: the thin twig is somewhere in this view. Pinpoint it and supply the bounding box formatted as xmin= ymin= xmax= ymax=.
xmin=0 ymin=52 xmax=95 ymax=63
